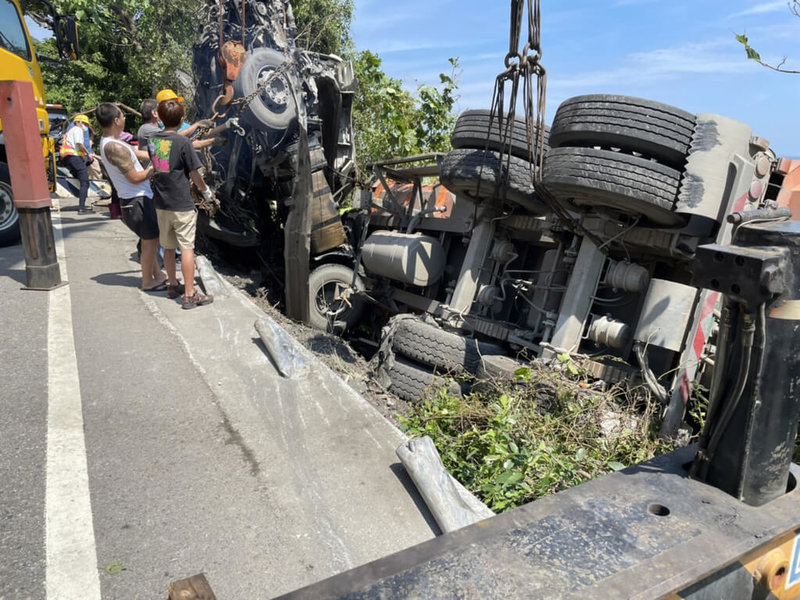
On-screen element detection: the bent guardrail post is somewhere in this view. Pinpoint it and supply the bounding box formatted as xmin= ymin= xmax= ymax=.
xmin=254 ymin=317 xmax=310 ymax=380
xmin=396 ymin=436 xmax=494 ymax=533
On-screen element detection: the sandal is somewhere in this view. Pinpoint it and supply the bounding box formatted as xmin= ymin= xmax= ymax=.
xmin=143 ymin=280 xmax=168 ymax=292
xmin=167 ymin=282 xmax=185 ymax=299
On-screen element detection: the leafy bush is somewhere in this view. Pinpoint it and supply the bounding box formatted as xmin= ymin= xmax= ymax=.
xmin=352 ymin=51 xmax=459 ymax=170
xmin=399 ymin=364 xmax=672 ymax=512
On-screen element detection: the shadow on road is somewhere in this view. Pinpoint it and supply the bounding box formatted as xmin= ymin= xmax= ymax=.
xmin=0 ymin=241 xmax=27 ymax=286
xmin=390 ymin=462 xmax=442 ymax=536
xmin=91 ymin=270 xmax=141 ymax=289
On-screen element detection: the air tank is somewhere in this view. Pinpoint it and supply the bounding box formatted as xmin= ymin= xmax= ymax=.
xmin=361 ymin=231 xmax=446 ymax=287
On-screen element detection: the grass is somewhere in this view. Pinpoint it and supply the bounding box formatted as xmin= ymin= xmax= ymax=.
xmin=399 ymin=362 xmax=672 ymax=512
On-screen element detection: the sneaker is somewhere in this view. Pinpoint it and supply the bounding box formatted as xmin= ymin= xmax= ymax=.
xmin=167 ymin=282 xmax=185 ymax=299
xmin=182 ymin=290 xmax=214 ymax=310
xmin=78 ymin=207 xmax=93 ymax=214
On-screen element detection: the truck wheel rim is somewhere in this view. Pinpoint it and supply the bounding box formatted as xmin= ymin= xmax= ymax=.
xmin=256 ymin=66 xmax=290 ymax=112
xmin=0 ymin=182 xmax=15 ymax=231
xmin=315 ymin=280 xmax=348 ymax=320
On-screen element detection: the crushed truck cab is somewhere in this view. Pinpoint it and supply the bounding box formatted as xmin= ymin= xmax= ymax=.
xmin=191 ymin=0 xmax=355 ymax=253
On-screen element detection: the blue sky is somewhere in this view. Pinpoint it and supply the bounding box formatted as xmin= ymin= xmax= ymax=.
xmin=352 ymin=0 xmax=800 ymax=158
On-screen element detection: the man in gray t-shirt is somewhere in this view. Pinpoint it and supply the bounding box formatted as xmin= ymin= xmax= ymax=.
xmin=136 ymin=98 xmax=160 ymax=166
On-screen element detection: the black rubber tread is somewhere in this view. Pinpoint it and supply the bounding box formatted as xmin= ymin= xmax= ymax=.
xmin=386 ymin=356 xmax=460 ymax=404
xmin=0 ymin=163 xmax=20 ymax=247
xmin=541 ymin=147 xmax=685 ymax=226
xmin=475 ymin=355 xmax=528 ymax=380
xmin=451 ymin=109 xmax=550 ymax=162
xmin=439 ymin=148 xmax=548 ymax=214
xmin=549 ymin=95 xmax=696 ymax=168
xmin=392 ymin=318 xmax=507 ymax=374
xmin=307 ymin=264 xmax=364 ymax=334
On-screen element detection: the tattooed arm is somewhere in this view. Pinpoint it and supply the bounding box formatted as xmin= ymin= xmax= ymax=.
xmin=105 ymin=141 xmax=152 ymax=184
xmin=133 ymin=147 xmax=150 ymax=162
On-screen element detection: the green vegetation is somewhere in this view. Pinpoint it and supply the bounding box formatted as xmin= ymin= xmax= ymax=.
xmin=736 ymin=0 xmax=800 ymax=74
xmin=31 ymin=0 xmax=459 ymax=173
xmin=32 ymin=0 xmax=197 ymax=110
xmin=352 ymin=51 xmax=459 ymax=169
xmin=399 ymin=364 xmax=672 ymax=512
xmin=292 ymin=0 xmax=354 ymax=55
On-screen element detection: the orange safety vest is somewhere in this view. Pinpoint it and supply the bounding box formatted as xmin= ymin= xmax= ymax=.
xmin=60 ymin=126 xmax=86 ymax=158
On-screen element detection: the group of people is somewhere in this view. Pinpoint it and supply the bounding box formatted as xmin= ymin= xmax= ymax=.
xmin=63 ymin=89 xmax=217 ymax=309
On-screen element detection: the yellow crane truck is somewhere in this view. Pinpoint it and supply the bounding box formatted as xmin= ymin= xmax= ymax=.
xmin=0 ymin=0 xmax=77 ymax=246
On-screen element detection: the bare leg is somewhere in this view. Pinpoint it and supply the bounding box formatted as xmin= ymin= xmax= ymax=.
xmin=147 ymin=245 xmax=165 ymax=285
xmin=180 ymin=248 xmax=196 ymax=297
xmin=163 ymin=248 xmax=180 ymax=286
xmin=140 ymin=238 xmax=164 ymax=289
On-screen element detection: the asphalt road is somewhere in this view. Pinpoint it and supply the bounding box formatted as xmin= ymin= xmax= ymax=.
xmin=0 ymin=199 xmax=437 ymax=600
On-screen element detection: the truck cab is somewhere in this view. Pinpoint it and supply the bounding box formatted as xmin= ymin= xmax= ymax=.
xmin=0 ymin=0 xmax=77 ymax=246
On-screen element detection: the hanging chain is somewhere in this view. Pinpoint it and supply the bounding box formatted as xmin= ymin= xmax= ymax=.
xmin=487 ymin=0 xmax=609 ymax=245
xmin=213 ymin=61 xmax=292 ymax=120
xmin=491 ymin=0 xmax=547 ymax=182
xmin=488 ymin=1 xmax=606 ymax=246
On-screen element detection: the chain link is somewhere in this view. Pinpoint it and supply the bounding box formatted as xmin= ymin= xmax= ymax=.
xmin=493 ymin=0 xmax=546 ymax=180
xmin=229 ymin=61 xmax=293 ymax=119
xmin=484 ymin=1 xmax=608 ymax=247
xmin=493 ymin=1 xmax=606 ymax=247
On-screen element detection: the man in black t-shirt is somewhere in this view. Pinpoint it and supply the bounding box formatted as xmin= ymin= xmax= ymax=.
xmin=149 ymin=99 xmax=216 ymax=309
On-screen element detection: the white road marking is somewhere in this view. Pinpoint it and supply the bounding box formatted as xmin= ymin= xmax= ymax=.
xmin=46 ymin=200 xmax=102 ymax=600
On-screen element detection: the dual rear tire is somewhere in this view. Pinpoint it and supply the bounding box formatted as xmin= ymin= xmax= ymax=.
xmin=542 ymin=95 xmax=698 ymax=226
xmin=382 ymin=318 xmax=507 ymax=403
xmin=440 ymin=109 xmax=547 ymax=214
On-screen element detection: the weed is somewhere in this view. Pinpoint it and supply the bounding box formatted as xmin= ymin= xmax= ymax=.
xmin=399 ymin=364 xmax=672 ymax=512
xmin=105 ymin=560 xmax=126 ymax=575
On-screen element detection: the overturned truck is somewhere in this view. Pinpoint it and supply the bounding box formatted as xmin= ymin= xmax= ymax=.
xmin=352 ymin=102 xmax=797 ymax=439
xmin=189 ymin=1 xmax=800 ymax=435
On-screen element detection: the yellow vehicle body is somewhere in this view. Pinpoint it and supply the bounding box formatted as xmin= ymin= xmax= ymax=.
xmin=0 ymin=0 xmax=62 ymax=246
xmin=0 ymin=0 xmax=56 ymax=177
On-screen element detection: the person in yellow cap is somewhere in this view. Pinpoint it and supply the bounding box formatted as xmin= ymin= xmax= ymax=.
xmin=155 ymin=88 xmax=184 ymax=103
xmin=60 ymin=114 xmax=94 ymax=213
xmin=154 ymin=89 xmax=216 ymax=144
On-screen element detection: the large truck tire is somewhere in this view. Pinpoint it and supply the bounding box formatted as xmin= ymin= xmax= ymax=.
xmin=233 ymin=47 xmax=298 ymax=132
xmin=307 ymin=264 xmax=364 ymax=334
xmin=439 ymin=148 xmax=547 ymax=214
xmin=451 ymin=109 xmax=549 ymax=162
xmin=386 ymin=356 xmax=461 ymax=404
xmin=542 ymin=146 xmax=684 ymax=226
xmin=0 ymin=163 xmax=21 ymax=247
xmin=392 ymin=318 xmax=506 ymax=374
xmin=549 ymin=95 xmax=696 ymax=169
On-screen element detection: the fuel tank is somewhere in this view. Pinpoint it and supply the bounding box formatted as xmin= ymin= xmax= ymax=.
xmin=361 ymin=231 xmax=445 ymax=287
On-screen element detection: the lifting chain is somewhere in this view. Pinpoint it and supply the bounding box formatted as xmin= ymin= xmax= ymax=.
xmin=490 ymin=0 xmax=606 ymax=248
xmin=491 ymin=0 xmax=547 ymax=181
xmin=210 ymin=59 xmax=293 ymax=121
